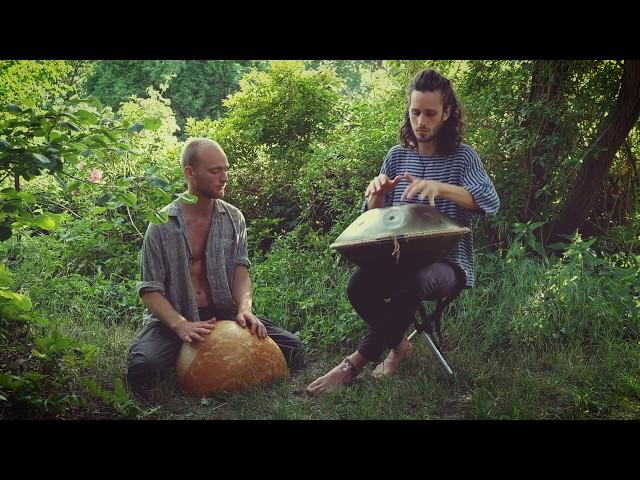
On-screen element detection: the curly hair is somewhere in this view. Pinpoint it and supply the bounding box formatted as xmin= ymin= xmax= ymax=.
xmin=400 ymin=69 xmax=463 ymax=155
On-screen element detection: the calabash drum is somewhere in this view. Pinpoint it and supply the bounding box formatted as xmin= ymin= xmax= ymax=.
xmin=176 ymin=320 xmax=288 ymax=396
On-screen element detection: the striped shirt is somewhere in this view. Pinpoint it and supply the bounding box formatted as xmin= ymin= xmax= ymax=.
xmin=136 ymin=198 xmax=251 ymax=325
xmin=364 ymin=144 xmax=499 ymax=288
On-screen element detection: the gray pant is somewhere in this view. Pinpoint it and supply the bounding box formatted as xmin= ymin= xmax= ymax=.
xmin=127 ymin=308 xmax=304 ymax=392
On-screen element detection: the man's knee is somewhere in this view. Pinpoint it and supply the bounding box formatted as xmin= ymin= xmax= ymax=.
xmin=126 ymin=348 xmax=173 ymax=390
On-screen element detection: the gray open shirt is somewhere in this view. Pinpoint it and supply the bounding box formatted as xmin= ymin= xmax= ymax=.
xmin=136 ymin=198 xmax=251 ymax=325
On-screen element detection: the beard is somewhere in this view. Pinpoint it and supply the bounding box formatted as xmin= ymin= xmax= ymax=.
xmin=415 ymin=133 xmax=437 ymax=143
xmin=193 ymin=184 xmax=226 ymax=200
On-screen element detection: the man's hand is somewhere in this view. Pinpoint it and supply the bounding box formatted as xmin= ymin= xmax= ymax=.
xmin=365 ymin=174 xmax=403 ymax=199
xmin=174 ymin=317 xmax=217 ymax=343
xmin=235 ymin=311 xmax=267 ymax=339
xmin=401 ymin=173 xmax=447 ymax=206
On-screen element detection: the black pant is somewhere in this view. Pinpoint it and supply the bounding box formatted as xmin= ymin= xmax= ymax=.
xmin=126 ymin=305 xmax=304 ymax=392
xmin=347 ymin=261 xmax=462 ymax=362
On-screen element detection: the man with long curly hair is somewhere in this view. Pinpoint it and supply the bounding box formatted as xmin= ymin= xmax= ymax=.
xmin=307 ymin=68 xmax=500 ymax=396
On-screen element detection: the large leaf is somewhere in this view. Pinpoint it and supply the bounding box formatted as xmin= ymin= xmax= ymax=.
xmin=177 ymin=192 xmax=198 ymax=204
xmin=5 ymin=104 xmax=22 ymax=113
xmin=147 ymin=210 xmax=169 ymax=225
xmin=73 ymin=110 xmax=99 ymax=124
xmin=0 ymin=288 xmax=32 ymax=311
xmin=32 ymin=153 xmax=52 ymax=166
xmin=115 ymin=191 xmax=138 ymax=207
xmin=142 ymin=118 xmax=162 ymax=131
xmin=32 ymin=213 xmax=58 ymax=231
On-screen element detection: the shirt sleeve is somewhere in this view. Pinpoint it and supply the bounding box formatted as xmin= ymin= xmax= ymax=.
xmin=234 ymin=210 xmax=251 ymax=268
xmin=136 ymin=224 xmax=167 ymax=296
xmin=461 ymin=148 xmax=500 ymax=216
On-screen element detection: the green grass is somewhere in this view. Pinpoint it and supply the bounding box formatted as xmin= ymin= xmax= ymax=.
xmin=1 ymin=232 xmax=639 ymax=420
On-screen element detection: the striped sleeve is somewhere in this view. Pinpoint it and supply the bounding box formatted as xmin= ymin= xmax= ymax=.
xmin=461 ymin=149 xmax=500 ymax=216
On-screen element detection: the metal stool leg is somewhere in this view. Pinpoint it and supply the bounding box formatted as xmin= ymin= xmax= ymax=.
xmin=408 ymin=300 xmax=455 ymax=375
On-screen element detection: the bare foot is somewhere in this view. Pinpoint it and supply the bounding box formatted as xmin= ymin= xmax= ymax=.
xmin=306 ymin=360 xmax=360 ymax=396
xmin=371 ymin=341 xmax=415 ymax=379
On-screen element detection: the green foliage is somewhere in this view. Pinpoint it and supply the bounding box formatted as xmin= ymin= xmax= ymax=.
xmin=85 ymin=60 xmax=259 ymax=130
xmin=84 ymin=378 xmax=160 ymax=419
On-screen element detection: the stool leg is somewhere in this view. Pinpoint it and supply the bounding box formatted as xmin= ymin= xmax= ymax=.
xmin=421 ymin=332 xmax=453 ymax=375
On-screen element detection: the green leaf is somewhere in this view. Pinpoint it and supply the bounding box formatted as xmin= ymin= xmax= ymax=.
xmin=142 ymin=117 xmax=162 ymax=131
xmin=148 ymin=176 xmax=170 ymax=189
xmin=73 ymin=110 xmax=99 ymax=124
xmin=0 ymin=289 xmax=32 ymax=311
xmin=0 ymin=373 xmax=25 ymax=390
xmin=147 ymin=211 xmax=169 ymax=225
xmin=79 ymin=149 xmax=93 ymax=157
xmin=31 ymin=349 xmax=48 ymax=359
xmin=127 ymin=123 xmax=144 ymax=134
xmin=0 ymin=140 xmax=11 ymax=151
xmin=95 ymin=193 xmax=112 ymax=205
xmin=66 ymin=181 xmax=81 ymax=192
xmin=177 ymin=192 xmax=198 ymax=204
xmin=22 ymin=373 xmax=47 ymax=383
xmin=60 ymin=121 xmax=81 ymax=132
xmin=6 ymin=104 xmax=22 ymax=113
xmin=32 ymin=214 xmax=57 ymax=231
xmin=115 ymin=192 xmax=138 ymax=207
xmin=32 ymin=153 xmax=52 ymax=166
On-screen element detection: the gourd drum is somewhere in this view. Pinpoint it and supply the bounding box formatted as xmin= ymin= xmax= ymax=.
xmin=176 ymin=320 xmax=288 ymax=396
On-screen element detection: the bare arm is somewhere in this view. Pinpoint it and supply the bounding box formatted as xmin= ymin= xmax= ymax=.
xmin=231 ymin=265 xmax=267 ymax=338
xmin=402 ymin=173 xmax=482 ymax=213
xmin=232 ymin=265 xmax=253 ymax=315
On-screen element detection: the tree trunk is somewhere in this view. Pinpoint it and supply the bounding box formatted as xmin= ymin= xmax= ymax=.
xmin=521 ymin=60 xmax=570 ymax=221
xmin=543 ymin=60 xmax=640 ymax=245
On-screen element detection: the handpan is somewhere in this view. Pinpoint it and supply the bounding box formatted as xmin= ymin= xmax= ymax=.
xmin=330 ymin=204 xmax=470 ymax=268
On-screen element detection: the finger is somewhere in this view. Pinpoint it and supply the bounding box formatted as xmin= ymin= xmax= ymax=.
xmin=391 ymin=175 xmax=403 ymax=186
xmin=430 ymin=193 xmax=436 ymax=207
xmin=204 ymin=317 xmax=217 ymax=323
xmin=236 ymin=316 xmax=246 ymax=327
xmin=190 ymin=332 xmax=205 ymax=342
xmin=365 ymin=182 xmax=373 ymax=197
xmin=402 ymin=183 xmax=416 ymax=200
xmin=259 ymin=325 xmax=267 ymax=339
xmin=373 ymin=177 xmax=383 ymax=193
xmin=404 ymin=172 xmax=415 ymax=183
xmin=250 ymin=321 xmax=258 ymax=336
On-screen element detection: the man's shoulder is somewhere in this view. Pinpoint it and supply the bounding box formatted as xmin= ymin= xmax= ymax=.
xmin=387 ymin=144 xmax=410 ymax=157
xmin=216 ymin=199 xmax=245 ymax=220
xmin=454 ymin=143 xmax=479 ymax=158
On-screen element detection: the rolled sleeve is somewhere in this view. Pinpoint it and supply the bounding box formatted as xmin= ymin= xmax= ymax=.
xmin=137 ymin=224 xmax=167 ymax=296
xmin=462 ymin=151 xmax=500 ymax=216
xmin=235 ymin=211 xmax=251 ymax=268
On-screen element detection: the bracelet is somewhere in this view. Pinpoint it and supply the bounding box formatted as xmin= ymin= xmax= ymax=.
xmin=342 ymin=357 xmax=361 ymax=375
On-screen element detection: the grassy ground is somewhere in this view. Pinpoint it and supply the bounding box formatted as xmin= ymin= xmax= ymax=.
xmin=2 ymin=235 xmax=639 ymax=420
